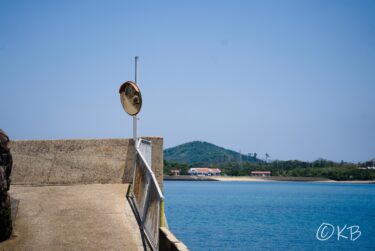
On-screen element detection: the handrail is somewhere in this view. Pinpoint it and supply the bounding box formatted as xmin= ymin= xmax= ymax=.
xmin=127 ymin=138 xmax=166 ymax=251
xmin=136 ymin=139 xmax=164 ymax=200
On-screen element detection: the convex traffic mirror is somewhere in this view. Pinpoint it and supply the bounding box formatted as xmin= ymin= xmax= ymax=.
xmin=119 ymin=81 xmax=142 ymax=116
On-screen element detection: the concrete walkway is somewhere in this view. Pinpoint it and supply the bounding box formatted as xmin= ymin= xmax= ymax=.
xmin=0 ymin=184 xmax=143 ymax=251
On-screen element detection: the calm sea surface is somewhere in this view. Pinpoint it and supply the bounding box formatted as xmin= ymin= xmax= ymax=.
xmin=164 ymin=181 xmax=375 ymax=251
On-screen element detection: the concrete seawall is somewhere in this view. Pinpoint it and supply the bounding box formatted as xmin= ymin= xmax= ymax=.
xmin=2 ymin=137 xmax=188 ymax=250
xmin=9 ymin=137 xmax=163 ymax=189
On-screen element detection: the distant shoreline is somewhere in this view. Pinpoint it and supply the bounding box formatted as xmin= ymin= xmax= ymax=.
xmin=164 ymin=175 xmax=375 ymax=184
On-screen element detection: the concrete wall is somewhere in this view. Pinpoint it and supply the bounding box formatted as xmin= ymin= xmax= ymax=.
xmin=9 ymin=137 xmax=163 ymax=189
xmin=7 ymin=137 xmax=192 ymax=250
xmin=159 ymin=227 xmax=189 ymax=251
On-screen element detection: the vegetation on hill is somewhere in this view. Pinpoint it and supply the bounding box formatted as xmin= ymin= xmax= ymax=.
xmin=164 ymin=141 xmax=259 ymax=166
xmin=163 ymin=142 xmax=375 ymax=181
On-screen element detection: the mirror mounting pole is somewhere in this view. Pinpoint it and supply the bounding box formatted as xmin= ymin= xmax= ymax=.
xmin=133 ymin=56 xmax=139 ymax=144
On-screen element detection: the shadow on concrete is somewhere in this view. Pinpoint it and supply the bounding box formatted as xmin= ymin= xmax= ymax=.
xmin=127 ymin=195 xmax=151 ymax=251
xmin=122 ymin=139 xmax=135 ymax=184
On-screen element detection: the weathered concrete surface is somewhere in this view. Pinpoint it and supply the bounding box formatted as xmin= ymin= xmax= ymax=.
xmin=9 ymin=137 xmax=163 ymax=189
xmin=0 ymin=184 xmax=144 ymax=251
xmin=160 ymin=227 xmax=189 ymax=251
xmin=0 ymin=137 xmax=176 ymax=250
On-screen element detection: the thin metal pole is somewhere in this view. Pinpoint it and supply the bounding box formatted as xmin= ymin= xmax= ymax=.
xmin=129 ymin=56 xmax=139 ymax=198
xmin=133 ymin=56 xmax=139 ymax=143
xmin=133 ymin=117 xmax=137 ymax=143
xmin=135 ymin=56 xmax=138 ymax=84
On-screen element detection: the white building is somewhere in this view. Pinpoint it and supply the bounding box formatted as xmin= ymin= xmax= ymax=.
xmin=188 ymin=168 xmax=221 ymax=176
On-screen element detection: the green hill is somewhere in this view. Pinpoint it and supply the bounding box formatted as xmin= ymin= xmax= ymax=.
xmin=164 ymin=141 xmax=259 ymax=166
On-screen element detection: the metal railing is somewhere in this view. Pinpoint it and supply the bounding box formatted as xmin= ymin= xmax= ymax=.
xmin=137 ymin=139 xmax=152 ymax=167
xmin=127 ymin=138 xmax=166 ymax=251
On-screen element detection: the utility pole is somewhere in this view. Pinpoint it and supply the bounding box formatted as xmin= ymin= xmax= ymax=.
xmin=239 ymin=150 xmax=242 ymax=169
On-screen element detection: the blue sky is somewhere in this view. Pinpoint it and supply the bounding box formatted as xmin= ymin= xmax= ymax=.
xmin=1 ymin=0 xmax=374 ymax=162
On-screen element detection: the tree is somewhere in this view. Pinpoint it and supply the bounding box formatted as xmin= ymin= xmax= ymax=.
xmin=265 ymin=153 xmax=270 ymax=163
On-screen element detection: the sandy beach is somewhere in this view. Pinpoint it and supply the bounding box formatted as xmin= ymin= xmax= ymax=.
xmin=164 ymin=175 xmax=375 ymax=184
xmin=215 ymin=177 xmax=375 ymax=184
xmin=212 ymin=176 xmax=272 ymax=182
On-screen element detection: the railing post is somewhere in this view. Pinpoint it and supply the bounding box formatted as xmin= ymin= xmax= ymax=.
xmin=160 ymin=199 xmax=166 ymax=228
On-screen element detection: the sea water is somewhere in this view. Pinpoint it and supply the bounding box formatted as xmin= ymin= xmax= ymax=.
xmin=164 ymin=181 xmax=375 ymax=251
